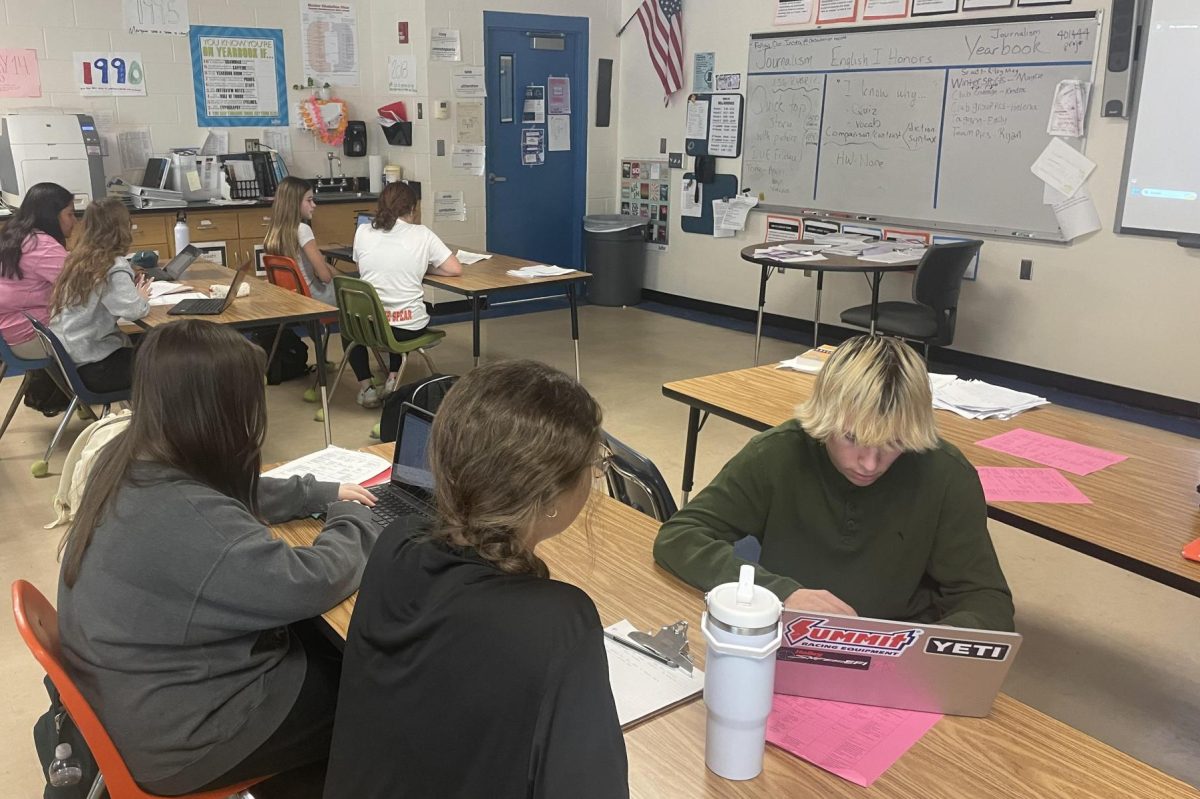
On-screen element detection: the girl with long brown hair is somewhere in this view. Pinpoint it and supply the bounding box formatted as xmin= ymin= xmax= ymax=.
xmin=349 ymin=181 xmax=462 ymax=406
xmin=56 ymin=319 xmax=381 ymax=799
xmin=326 ymin=360 xmax=628 ymax=799
xmin=264 ymin=176 xmax=337 ymax=306
xmin=48 ymin=198 xmax=150 ymax=393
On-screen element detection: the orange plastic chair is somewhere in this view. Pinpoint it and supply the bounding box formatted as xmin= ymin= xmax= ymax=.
xmin=11 ymin=580 xmax=266 ymax=799
xmin=261 ymin=254 xmax=338 ymax=404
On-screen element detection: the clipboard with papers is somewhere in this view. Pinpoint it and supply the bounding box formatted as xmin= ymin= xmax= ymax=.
xmin=603 ymin=619 xmax=705 ymax=729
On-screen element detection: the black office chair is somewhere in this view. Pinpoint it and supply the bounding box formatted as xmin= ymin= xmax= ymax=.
xmin=601 ymin=431 xmax=678 ymax=523
xmin=840 ymin=240 xmax=982 ymax=357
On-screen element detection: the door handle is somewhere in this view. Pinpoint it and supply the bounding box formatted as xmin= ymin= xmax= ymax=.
xmin=487 ymin=173 xmax=508 ymax=184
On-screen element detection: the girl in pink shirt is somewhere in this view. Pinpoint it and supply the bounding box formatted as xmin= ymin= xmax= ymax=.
xmin=0 ymin=182 xmax=76 ymax=359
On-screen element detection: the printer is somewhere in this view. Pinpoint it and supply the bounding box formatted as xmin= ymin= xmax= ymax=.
xmin=0 ymin=113 xmax=106 ymax=209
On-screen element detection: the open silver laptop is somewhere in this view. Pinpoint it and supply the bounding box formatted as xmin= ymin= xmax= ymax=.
xmin=774 ymin=610 xmax=1022 ymax=717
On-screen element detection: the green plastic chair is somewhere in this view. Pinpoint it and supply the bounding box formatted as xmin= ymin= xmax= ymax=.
xmin=324 ymin=275 xmax=444 ymax=423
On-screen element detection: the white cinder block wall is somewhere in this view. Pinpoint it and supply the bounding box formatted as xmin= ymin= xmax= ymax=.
xmin=617 ymin=0 xmax=1200 ymax=403
xmin=0 ymin=0 xmax=622 ymax=254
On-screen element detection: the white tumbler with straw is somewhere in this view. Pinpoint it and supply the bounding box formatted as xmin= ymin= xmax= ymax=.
xmin=702 ymin=564 xmax=783 ymax=781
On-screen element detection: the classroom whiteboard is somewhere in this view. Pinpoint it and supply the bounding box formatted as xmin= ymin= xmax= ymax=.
xmin=742 ymin=13 xmax=1100 ymax=241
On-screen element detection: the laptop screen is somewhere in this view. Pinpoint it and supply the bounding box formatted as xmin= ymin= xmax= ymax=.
xmin=393 ymin=405 xmax=434 ymax=490
xmin=356 ymin=212 xmax=374 ymax=227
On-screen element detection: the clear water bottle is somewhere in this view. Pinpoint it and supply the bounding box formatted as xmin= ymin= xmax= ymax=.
xmin=48 ymin=743 xmax=82 ymax=787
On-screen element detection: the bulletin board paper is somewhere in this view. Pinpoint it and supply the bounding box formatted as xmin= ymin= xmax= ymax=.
xmin=0 ymin=49 xmax=41 ymax=98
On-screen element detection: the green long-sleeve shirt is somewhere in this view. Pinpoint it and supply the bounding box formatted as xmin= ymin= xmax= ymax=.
xmin=654 ymin=420 xmax=1015 ymax=631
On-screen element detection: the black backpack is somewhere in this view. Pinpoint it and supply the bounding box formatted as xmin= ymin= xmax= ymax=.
xmin=378 ymin=374 xmax=459 ymax=442
xmin=246 ymin=327 xmax=314 ymax=385
xmin=32 ymin=677 xmax=99 ymax=799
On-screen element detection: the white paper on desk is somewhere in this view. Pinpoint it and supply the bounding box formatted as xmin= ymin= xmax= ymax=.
xmin=860 ymin=249 xmax=923 ymax=264
xmin=148 ymin=291 xmax=206 ymax=307
xmin=1030 ymin=138 xmax=1095 ymax=198
xmin=147 ymin=281 xmax=190 ymax=299
xmin=262 ymin=446 xmax=391 ymax=484
xmin=680 ymin=177 xmax=702 ymax=218
xmin=1052 ymin=186 xmax=1102 ymax=241
xmin=455 ymin=249 xmax=491 ymax=265
xmin=711 ymin=200 xmax=735 ymax=238
xmin=777 ymin=356 xmax=825 ymax=373
xmin=506 ymin=265 xmax=575 ymax=278
xmin=603 ymin=620 xmax=704 ymax=728
xmin=1047 ymin=80 xmax=1090 ymax=138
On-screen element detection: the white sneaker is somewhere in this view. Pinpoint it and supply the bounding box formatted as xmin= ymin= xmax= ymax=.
xmin=382 ymin=373 xmax=401 ymax=398
xmin=356 ymin=385 xmax=381 ymax=409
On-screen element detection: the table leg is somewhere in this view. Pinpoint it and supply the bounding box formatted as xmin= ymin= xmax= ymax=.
xmin=471 ymin=294 xmax=482 ymax=368
xmin=309 ymin=320 xmax=332 ymax=446
xmin=813 ymin=271 xmax=824 ymax=348
xmin=754 ymin=264 xmax=770 ymax=366
xmin=567 ymin=282 xmax=580 ymax=381
xmin=869 ymin=271 xmax=882 ymax=336
xmin=681 ymin=407 xmax=708 ymax=505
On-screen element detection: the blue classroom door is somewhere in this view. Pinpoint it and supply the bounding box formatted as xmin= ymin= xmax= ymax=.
xmin=484 ymin=12 xmax=588 ymax=270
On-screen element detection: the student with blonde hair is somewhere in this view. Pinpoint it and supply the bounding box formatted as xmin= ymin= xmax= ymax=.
xmin=264 ymin=176 xmax=337 ymax=306
xmin=325 ymin=360 xmax=628 ymax=799
xmin=49 ymin=198 xmax=150 ymax=393
xmin=654 ymin=335 xmax=1014 ymax=632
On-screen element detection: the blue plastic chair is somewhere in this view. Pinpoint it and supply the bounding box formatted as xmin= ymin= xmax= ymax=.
xmin=601 ymin=431 xmax=678 ymax=523
xmin=24 ymin=315 xmax=131 ymax=477
xmin=0 ymin=330 xmax=60 ymax=445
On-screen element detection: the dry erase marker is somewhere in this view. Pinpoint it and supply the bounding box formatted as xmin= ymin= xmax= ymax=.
xmin=604 ymin=630 xmax=679 ymax=668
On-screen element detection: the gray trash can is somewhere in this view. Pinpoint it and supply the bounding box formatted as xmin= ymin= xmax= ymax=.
xmin=583 ymin=214 xmax=648 ymax=307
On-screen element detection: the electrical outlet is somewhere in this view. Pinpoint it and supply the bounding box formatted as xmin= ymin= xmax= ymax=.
xmin=1019 ymin=259 xmax=1033 ymax=280
xmin=435 ymin=101 xmax=450 ymax=120
xmin=417 ymin=102 xmax=424 ymax=120
xmin=660 ymin=138 xmax=667 ymax=154
xmin=668 ymin=152 xmax=683 ymax=168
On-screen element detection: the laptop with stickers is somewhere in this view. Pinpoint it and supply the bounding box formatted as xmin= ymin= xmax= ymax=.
xmin=774 ymin=610 xmax=1022 ymax=717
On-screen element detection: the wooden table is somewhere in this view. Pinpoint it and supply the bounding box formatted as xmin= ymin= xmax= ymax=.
xmin=740 ymin=242 xmax=919 ymax=364
xmin=271 ymin=448 xmax=1200 ymax=798
xmin=322 ymin=244 xmax=591 ymax=379
xmin=662 ymin=365 xmax=1200 ymax=596
xmin=131 ymin=262 xmax=339 ymax=445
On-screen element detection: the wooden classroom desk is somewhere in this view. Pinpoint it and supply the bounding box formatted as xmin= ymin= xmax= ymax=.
xmin=269 ymin=444 xmax=1199 ymax=798
xmin=321 ymin=243 xmax=591 ymax=379
xmin=740 ymin=242 xmax=920 ymax=364
xmin=662 ymin=365 xmax=1200 ymax=596
xmin=128 ymin=262 xmax=339 ymax=445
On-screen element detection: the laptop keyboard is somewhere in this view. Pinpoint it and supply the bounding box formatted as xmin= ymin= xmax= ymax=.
xmin=169 ymin=297 xmax=226 ymax=315
xmin=369 ymin=485 xmax=432 ymax=526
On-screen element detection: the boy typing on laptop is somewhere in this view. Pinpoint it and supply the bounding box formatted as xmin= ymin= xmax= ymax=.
xmin=654 ymin=335 xmax=1014 ymax=632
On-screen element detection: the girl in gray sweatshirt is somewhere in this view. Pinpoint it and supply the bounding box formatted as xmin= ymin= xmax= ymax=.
xmin=48 ymin=198 xmax=150 ymax=394
xmin=55 ymin=319 xmax=380 ymax=799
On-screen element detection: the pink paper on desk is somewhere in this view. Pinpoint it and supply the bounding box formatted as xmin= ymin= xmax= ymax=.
xmin=974 ymin=428 xmax=1127 ymax=476
xmin=765 ymin=694 xmax=941 ymax=787
xmin=977 ymin=467 xmax=1092 ymax=504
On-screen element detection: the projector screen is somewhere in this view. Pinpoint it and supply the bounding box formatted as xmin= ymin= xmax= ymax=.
xmin=1117 ymin=0 xmax=1200 ymax=239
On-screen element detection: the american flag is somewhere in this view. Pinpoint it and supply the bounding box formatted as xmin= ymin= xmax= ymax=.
xmin=635 ymin=0 xmax=684 ymax=105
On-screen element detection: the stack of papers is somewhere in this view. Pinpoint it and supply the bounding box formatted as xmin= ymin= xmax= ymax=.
xmin=752 ymin=246 xmax=828 ymax=264
xmin=506 ymin=265 xmax=576 ymax=278
xmin=859 ymin=249 xmax=925 ymax=264
xmin=810 ymin=233 xmax=870 ymax=245
xmin=149 ymin=291 xmax=207 ymax=307
xmin=929 ymin=375 xmax=1049 ymax=420
xmin=147 ymin=281 xmax=192 ymax=299
xmin=777 ymin=345 xmax=838 ymax=374
xmin=455 ymin=249 xmax=492 ymax=265
xmin=262 ymin=446 xmax=391 ymax=484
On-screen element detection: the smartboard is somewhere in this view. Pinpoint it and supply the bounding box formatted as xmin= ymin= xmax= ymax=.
xmin=742 ymin=13 xmax=1100 ymax=241
xmin=1117 ymin=0 xmax=1200 ymax=240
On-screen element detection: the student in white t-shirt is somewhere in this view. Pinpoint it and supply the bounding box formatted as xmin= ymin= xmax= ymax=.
xmin=264 ymin=177 xmax=337 ymax=307
xmin=351 ymin=182 xmax=462 ymax=407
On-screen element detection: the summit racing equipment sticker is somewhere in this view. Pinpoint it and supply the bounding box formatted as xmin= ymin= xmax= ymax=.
xmin=783 ymin=616 xmax=923 ymax=658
